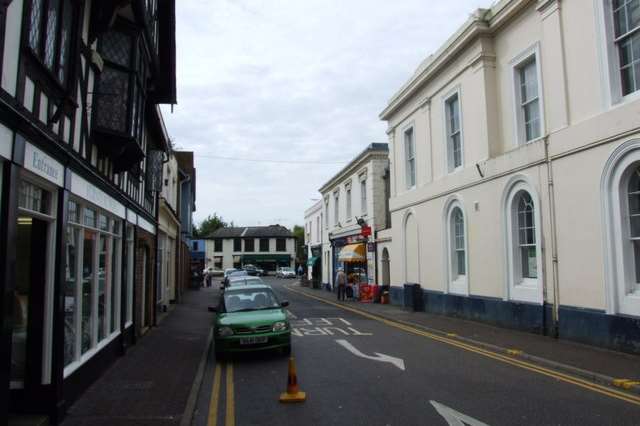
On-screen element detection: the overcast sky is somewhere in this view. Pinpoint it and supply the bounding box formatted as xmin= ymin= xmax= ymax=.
xmin=161 ymin=0 xmax=489 ymax=229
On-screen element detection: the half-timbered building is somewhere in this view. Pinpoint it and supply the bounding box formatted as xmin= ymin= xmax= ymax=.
xmin=0 ymin=0 xmax=176 ymax=422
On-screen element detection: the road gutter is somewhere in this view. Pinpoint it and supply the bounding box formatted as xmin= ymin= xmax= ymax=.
xmin=180 ymin=326 xmax=214 ymax=426
xmin=286 ymin=284 xmax=640 ymax=402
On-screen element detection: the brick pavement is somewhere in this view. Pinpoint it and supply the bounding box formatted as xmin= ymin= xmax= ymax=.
xmin=61 ymin=288 xmax=215 ymax=426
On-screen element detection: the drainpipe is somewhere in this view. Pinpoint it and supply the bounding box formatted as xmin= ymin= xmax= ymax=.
xmin=544 ymin=135 xmax=561 ymax=337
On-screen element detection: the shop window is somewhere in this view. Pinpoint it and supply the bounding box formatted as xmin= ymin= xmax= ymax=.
xmin=259 ymin=238 xmax=269 ymax=252
xmin=125 ymin=224 xmax=134 ymax=326
xmin=27 ymin=0 xmax=75 ymax=85
xmin=214 ymin=256 xmax=223 ymax=269
xmin=64 ymin=199 xmax=122 ymax=375
xmin=276 ymin=238 xmax=286 ymax=252
xmin=244 ymin=238 xmax=255 ymax=252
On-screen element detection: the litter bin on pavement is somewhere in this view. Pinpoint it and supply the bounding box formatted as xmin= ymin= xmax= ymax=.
xmin=403 ymin=283 xmax=424 ymax=312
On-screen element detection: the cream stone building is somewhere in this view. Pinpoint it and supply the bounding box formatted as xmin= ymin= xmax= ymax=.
xmin=380 ymin=0 xmax=640 ymax=353
xmin=158 ymin=153 xmax=180 ymax=309
xmin=304 ymin=200 xmax=324 ymax=285
xmin=318 ymin=144 xmax=390 ymax=290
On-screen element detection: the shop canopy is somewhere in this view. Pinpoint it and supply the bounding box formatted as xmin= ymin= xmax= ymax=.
xmin=307 ymin=256 xmax=320 ymax=266
xmin=338 ymin=244 xmax=366 ymax=263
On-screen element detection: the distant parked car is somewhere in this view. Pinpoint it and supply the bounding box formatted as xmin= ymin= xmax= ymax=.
xmin=222 ymin=269 xmax=248 ymax=287
xmin=277 ymin=267 xmax=296 ymax=279
xmin=203 ymin=267 xmax=224 ymax=277
xmin=243 ymin=264 xmax=264 ymax=276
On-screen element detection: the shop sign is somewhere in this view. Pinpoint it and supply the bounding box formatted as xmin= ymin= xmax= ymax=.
xmin=0 ymin=123 xmax=13 ymax=160
xmin=361 ymin=225 xmax=371 ymax=237
xmin=71 ymin=172 xmax=126 ymax=218
xmin=126 ymin=209 xmax=137 ymax=225
xmin=24 ymin=142 xmax=64 ymax=187
xmin=138 ymin=216 xmax=156 ymax=235
xmin=367 ymin=243 xmax=376 ymax=252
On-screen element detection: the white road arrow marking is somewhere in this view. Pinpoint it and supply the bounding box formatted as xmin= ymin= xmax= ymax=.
xmin=335 ymin=339 xmax=405 ymax=371
xmin=430 ymin=401 xmax=490 ymax=426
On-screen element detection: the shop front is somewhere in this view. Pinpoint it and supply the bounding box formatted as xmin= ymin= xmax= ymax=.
xmin=307 ymin=245 xmax=322 ymax=288
xmin=241 ymin=254 xmax=292 ymax=272
xmin=331 ymin=235 xmax=377 ymax=302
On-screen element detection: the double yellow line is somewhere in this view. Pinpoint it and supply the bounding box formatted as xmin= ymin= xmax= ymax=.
xmin=208 ymin=363 xmax=235 ymax=426
xmin=286 ymin=285 xmax=640 ymax=407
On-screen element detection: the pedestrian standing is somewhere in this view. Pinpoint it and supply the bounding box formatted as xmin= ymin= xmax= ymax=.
xmin=336 ymin=268 xmax=347 ymax=301
xmin=297 ymin=265 xmax=303 ymax=278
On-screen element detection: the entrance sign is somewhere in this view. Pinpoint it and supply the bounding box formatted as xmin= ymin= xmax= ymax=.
xmin=70 ymin=172 xmax=125 ymax=218
xmin=24 ymin=142 xmax=64 ymax=187
xmin=335 ymin=339 xmax=405 ymax=371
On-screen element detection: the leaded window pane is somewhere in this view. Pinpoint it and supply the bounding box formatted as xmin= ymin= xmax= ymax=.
xmin=100 ymin=31 xmax=132 ymax=67
xmin=44 ymin=0 xmax=60 ymax=70
xmin=95 ymin=67 xmax=130 ymax=133
xmin=57 ymin=0 xmax=73 ymax=82
xmin=29 ymin=0 xmax=44 ymax=52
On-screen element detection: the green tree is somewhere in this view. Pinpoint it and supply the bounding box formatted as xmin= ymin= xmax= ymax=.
xmin=292 ymin=225 xmax=306 ymax=264
xmin=194 ymin=213 xmax=228 ymax=237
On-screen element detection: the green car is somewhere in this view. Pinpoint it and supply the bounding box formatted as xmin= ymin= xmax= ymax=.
xmin=212 ymin=284 xmax=291 ymax=359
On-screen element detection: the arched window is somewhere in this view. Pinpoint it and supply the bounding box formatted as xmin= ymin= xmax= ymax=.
xmin=602 ymin=141 xmax=640 ymax=317
xmin=451 ymin=208 xmax=466 ymax=278
xmin=516 ymin=192 xmax=537 ymax=279
xmin=626 ymin=168 xmax=640 ymax=288
xmin=503 ymin=179 xmax=542 ymax=304
xmin=444 ymin=199 xmax=468 ymax=295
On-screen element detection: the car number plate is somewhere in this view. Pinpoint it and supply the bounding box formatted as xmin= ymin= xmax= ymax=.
xmin=239 ymin=336 xmax=268 ymax=345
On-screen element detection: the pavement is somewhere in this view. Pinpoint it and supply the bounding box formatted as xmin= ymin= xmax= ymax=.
xmin=60 ymin=287 xmax=215 ymax=426
xmin=294 ymin=282 xmax=640 ymax=391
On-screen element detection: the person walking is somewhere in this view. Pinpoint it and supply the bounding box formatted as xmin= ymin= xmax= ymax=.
xmin=336 ymin=268 xmax=347 ymax=301
xmin=297 ymin=264 xmax=304 ymax=278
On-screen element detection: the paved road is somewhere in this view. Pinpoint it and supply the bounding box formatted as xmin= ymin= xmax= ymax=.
xmin=192 ymin=277 xmax=640 ymax=426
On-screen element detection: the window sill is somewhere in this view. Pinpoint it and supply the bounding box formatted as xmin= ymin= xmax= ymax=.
xmin=449 ymin=277 xmax=468 ymax=296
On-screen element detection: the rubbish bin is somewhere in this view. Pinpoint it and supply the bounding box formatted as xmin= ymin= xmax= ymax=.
xmin=403 ymin=283 xmax=424 ymax=312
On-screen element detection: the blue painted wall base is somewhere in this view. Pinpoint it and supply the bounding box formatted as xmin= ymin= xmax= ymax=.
xmin=386 ymin=286 xmax=640 ymax=354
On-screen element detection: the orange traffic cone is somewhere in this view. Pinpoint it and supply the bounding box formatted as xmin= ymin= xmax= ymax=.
xmin=279 ymin=357 xmax=306 ymax=403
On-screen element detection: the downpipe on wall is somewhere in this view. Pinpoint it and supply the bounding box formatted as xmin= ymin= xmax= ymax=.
xmin=544 ymin=135 xmax=561 ymax=338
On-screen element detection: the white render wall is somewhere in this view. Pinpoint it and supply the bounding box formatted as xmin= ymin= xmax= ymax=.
xmin=382 ymin=0 xmax=640 ymax=314
xmin=204 ymin=237 xmax=296 ymax=271
xmin=319 ymin=151 xmax=389 ymax=285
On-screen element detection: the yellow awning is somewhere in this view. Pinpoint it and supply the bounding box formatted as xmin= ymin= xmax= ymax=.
xmin=338 ymin=243 xmax=366 ymax=263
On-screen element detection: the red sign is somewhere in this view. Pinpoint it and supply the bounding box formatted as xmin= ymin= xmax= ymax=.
xmin=359 ymin=284 xmax=374 ymax=303
xmin=361 ymin=225 xmax=372 ymax=237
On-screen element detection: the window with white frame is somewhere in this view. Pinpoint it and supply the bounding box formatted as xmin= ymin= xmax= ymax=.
xmin=404 ymin=127 xmax=416 ymax=188
xmin=504 ymin=180 xmax=542 ymax=304
xmin=334 ymin=191 xmax=340 ymax=226
xmin=324 ymin=200 xmax=329 ymax=229
xmin=516 ymin=192 xmax=538 ymax=279
xmin=125 ymin=224 xmax=134 ymax=326
xmin=444 ymin=201 xmax=468 ymax=295
xmin=346 ymin=186 xmax=352 ymax=221
xmin=612 ymin=0 xmax=640 ymax=96
xmin=360 ymin=177 xmax=367 ymax=215
xmin=514 ymin=55 xmax=542 ymax=143
xmin=626 ymin=166 xmax=640 ymax=292
xmin=445 ymin=93 xmax=463 ymax=172
xmin=64 ymin=199 xmax=122 ymax=373
xmin=451 ymin=208 xmax=466 ymax=277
